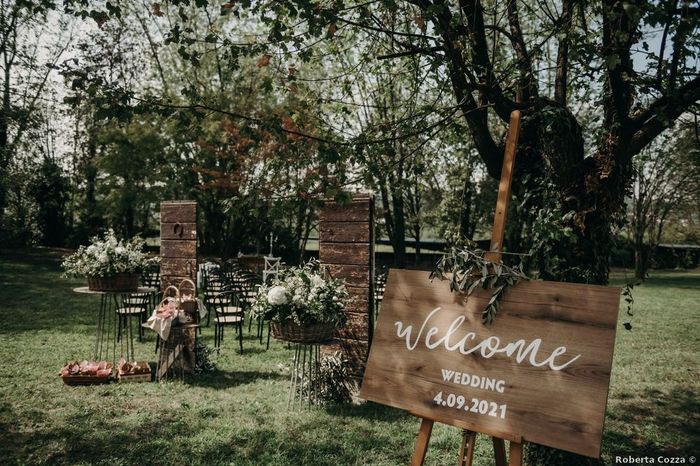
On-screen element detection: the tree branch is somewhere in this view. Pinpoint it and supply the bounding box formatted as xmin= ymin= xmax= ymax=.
xmin=601 ymin=0 xmax=639 ymax=126
xmin=554 ymin=0 xmax=574 ymax=104
xmin=506 ymin=0 xmax=537 ymax=102
xmin=456 ymin=0 xmax=516 ymax=121
xmin=629 ymin=76 xmax=700 ymax=156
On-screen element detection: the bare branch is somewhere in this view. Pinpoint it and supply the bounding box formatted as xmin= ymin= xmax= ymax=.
xmin=629 ymin=76 xmax=700 ymax=156
xmin=506 ymin=0 xmax=537 ymax=102
xmin=554 ymin=0 xmax=574 ymax=104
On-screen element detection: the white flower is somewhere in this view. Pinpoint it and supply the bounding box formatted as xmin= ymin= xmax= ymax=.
xmin=267 ymin=286 xmax=288 ymax=305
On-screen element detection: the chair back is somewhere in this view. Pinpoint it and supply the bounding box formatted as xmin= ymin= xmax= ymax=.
xmin=212 ymin=290 xmax=245 ymax=319
xmin=122 ymin=291 xmax=151 ymax=310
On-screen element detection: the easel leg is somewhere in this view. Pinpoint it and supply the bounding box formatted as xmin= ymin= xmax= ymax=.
xmin=458 ymin=430 xmax=477 ymax=466
xmin=410 ymin=418 xmax=434 ymax=466
xmin=508 ymin=441 xmax=523 ymax=466
xmin=492 ymin=437 xmax=507 ymax=466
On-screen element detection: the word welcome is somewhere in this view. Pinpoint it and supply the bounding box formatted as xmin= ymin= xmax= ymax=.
xmin=441 ymin=369 xmax=506 ymax=393
xmin=394 ymin=307 xmax=582 ymax=371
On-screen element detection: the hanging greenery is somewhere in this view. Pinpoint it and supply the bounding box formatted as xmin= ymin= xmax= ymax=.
xmin=430 ymin=247 xmax=529 ymax=326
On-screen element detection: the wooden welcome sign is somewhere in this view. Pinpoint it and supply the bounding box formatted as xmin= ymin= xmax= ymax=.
xmin=360 ymin=111 xmax=621 ymax=465
xmin=359 ymin=270 xmax=620 ymax=458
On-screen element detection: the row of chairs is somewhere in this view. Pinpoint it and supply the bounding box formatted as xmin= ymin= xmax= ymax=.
xmin=202 ymin=261 xmax=270 ymax=354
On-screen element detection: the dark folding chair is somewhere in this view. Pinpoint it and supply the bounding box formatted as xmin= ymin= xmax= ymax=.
xmin=117 ymin=292 xmax=150 ymax=342
xmin=212 ymin=290 xmax=245 ymax=354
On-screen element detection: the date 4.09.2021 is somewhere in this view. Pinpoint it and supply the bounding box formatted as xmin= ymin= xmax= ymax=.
xmin=432 ymin=392 xmax=507 ymax=419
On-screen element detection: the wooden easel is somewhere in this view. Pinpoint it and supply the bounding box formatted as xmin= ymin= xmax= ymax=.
xmin=409 ymin=110 xmax=523 ymax=466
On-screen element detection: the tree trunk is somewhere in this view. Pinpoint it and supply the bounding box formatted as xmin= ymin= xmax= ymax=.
xmin=390 ymin=184 xmax=407 ymax=268
xmin=504 ymin=104 xmax=625 ymax=465
xmin=634 ymin=248 xmax=648 ymax=279
xmin=0 ymin=64 xmax=11 ymax=232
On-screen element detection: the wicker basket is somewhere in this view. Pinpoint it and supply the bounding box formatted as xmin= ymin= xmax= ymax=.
xmin=271 ymin=321 xmax=335 ymax=343
xmin=178 ymin=279 xmax=198 ymax=323
xmin=87 ymin=273 xmax=139 ymax=292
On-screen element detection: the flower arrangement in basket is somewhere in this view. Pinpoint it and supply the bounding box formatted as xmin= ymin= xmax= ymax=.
xmin=62 ymin=229 xmax=152 ymax=292
xmin=251 ymin=259 xmax=348 ymax=343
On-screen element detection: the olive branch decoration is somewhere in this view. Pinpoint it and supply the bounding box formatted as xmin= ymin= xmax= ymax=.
xmin=430 ymin=248 xmax=530 ymax=326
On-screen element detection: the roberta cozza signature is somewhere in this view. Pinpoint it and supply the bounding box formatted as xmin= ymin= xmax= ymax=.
xmin=394 ymin=307 xmax=582 ymax=371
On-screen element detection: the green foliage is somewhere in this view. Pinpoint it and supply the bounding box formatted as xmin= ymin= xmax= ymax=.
xmin=28 ymin=157 xmax=70 ymax=247
xmin=300 ymin=351 xmax=353 ymax=406
xmin=430 ymin=246 xmax=529 ymax=325
xmin=193 ymin=340 xmax=217 ymax=374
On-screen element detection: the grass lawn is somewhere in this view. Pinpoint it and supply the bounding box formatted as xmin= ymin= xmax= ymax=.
xmin=0 ymin=250 xmax=697 ymax=465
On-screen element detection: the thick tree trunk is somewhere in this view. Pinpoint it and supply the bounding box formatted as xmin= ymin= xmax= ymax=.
xmin=634 ymin=247 xmax=648 ymax=279
xmin=505 ymin=104 xmax=625 ymax=465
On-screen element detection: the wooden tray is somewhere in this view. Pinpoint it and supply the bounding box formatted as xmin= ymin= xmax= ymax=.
xmin=61 ymin=374 xmax=111 ymax=386
xmin=118 ymin=372 xmax=152 ymax=383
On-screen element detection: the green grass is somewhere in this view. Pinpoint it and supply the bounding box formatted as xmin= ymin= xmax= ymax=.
xmin=0 ymin=250 xmax=697 ymax=465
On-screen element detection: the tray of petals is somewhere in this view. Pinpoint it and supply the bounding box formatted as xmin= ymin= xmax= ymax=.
xmin=117 ymin=359 xmax=152 ymax=383
xmin=59 ymin=361 xmax=113 ymax=385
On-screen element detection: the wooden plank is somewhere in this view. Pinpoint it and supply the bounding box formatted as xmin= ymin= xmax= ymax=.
xmin=345 ymin=286 xmax=371 ymax=313
xmin=458 ymin=430 xmax=477 ymax=466
xmin=336 ymin=312 xmax=370 ymax=340
xmin=492 ymin=437 xmax=507 ymax=466
xmin=359 ymin=269 xmax=620 ymax=458
xmin=508 ymin=442 xmax=523 ymax=466
xmin=160 ymin=202 xmax=197 ymax=223
xmin=325 ymin=264 xmax=370 ymax=287
xmin=485 ymin=111 xmax=521 ymax=262
xmin=319 ymin=198 xmax=372 ymax=222
xmin=160 ymin=259 xmax=197 ymax=277
xmin=161 ymin=240 xmax=197 ymax=258
xmin=410 ymin=418 xmax=434 ymax=466
xmin=161 ymin=275 xmax=194 ymax=289
xmin=319 ymin=243 xmax=370 ymax=266
xmin=157 ymin=343 xmax=181 ymax=380
xmin=160 ymin=222 xmax=196 ymax=240
xmin=320 ymin=221 xmax=371 ymax=243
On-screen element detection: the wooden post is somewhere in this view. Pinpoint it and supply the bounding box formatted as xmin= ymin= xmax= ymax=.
xmin=160 ymin=201 xmax=198 ymax=289
xmin=458 ymin=430 xmax=477 ymax=466
xmin=410 ymin=418 xmax=434 ymax=466
xmin=159 ymin=200 xmax=198 ymax=375
xmin=408 ymin=110 xmax=523 ymax=465
xmin=508 ymin=441 xmax=523 ymax=466
xmin=318 ymin=194 xmax=375 ymax=386
xmin=484 ymin=110 xmax=521 ymax=262
xmin=492 ymin=437 xmax=508 ymax=466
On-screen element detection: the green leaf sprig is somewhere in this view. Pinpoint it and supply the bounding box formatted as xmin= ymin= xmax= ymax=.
xmin=430 ymin=247 xmax=529 ymax=325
